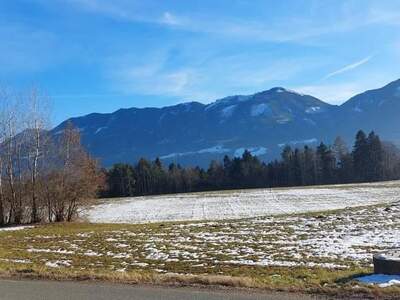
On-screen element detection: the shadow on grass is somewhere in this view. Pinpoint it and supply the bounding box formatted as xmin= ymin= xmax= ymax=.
xmin=334 ymin=272 xmax=371 ymax=285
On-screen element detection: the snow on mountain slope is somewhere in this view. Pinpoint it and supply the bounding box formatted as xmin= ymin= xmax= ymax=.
xmin=51 ymin=79 xmax=400 ymax=167
xmin=250 ymin=103 xmax=271 ymax=116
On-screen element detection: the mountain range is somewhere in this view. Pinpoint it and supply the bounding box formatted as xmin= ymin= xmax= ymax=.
xmin=52 ymin=79 xmax=400 ymax=167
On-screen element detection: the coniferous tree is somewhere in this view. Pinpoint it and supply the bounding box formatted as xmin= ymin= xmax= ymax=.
xmin=135 ymin=158 xmax=152 ymax=195
xmin=316 ymin=142 xmax=335 ymax=184
xmin=223 ymin=155 xmax=232 ymax=188
xmin=303 ymin=146 xmax=316 ymax=185
xmin=151 ymin=158 xmax=167 ymax=194
xmin=106 ymin=163 xmax=136 ymax=197
xmin=366 ymin=131 xmax=384 ymax=181
xmin=332 ymin=137 xmax=353 ymax=182
xmin=207 ymin=160 xmax=225 ymax=189
xmin=353 ymin=130 xmax=369 ymax=182
xmin=281 ymin=146 xmax=293 ymax=186
xmin=293 ymin=148 xmax=303 ymax=186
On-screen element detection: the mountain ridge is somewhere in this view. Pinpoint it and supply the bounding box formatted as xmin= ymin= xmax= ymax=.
xmin=52 ymin=79 xmax=400 ymax=167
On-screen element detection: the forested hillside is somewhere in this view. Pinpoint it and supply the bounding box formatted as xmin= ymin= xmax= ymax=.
xmin=103 ymin=130 xmax=400 ymax=197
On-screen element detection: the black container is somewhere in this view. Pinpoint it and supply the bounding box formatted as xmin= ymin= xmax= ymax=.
xmin=373 ymin=251 xmax=400 ymax=275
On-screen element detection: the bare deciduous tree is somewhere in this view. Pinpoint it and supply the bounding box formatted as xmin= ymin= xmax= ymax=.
xmin=44 ymin=122 xmax=104 ymax=222
xmin=0 ymin=88 xmax=103 ymax=226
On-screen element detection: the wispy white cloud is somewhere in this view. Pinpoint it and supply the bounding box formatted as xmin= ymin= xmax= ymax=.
xmin=5 ymin=0 xmax=400 ymax=109
xmin=160 ymin=11 xmax=181 ymax=26
xmin=105 ymin=48 xmax=312 ymax=102
xmin=366 ymin=4 xmax=400 ymax=26
xmin=55 ymin=1 xmax=379 ymax=43
xmin=38 ymin=0 xmax=400 ymax=49
xmin=322 ymin=55 xmax=373 ymax=80
xmin=108 ymin=53 xmax=194 ymax=98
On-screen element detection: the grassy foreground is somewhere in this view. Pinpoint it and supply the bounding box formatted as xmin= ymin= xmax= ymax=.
xmin=1 ymin=203 xmax=400 ymax=298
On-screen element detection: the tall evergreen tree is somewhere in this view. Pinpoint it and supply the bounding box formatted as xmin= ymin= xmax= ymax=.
xmin=281 ymin=145 xmax=294 ymax=186
xmin=135 ymin=158 xmax=152 ymax=195
xmin=352 ymin=130 xmax=369 ymax=182
xmin=293 ymin=148 xmax=303 ymax=186
xmin=316 ymin=142 xmax=335 ymax=184
xmin=366 ymin=131 xmax=384 ymax=181
xmin=303 ymin=146 xmax=316 ymax=185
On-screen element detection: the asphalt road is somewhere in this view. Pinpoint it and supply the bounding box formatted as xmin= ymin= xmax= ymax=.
xmin=0 ymin=280 xmax=330 ymax=300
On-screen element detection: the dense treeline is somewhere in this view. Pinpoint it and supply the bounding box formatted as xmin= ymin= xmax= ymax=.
xmin=104 ymin=130 xmax=400 ymax=197
xmin=0 ymin=89 xmax=103 ymax=226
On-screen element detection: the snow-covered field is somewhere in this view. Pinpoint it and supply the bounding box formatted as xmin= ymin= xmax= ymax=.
xmin=85 ymin=181 xmax=400 ymax=224
xmin=2 ymin=201 xmax=399 ymax=276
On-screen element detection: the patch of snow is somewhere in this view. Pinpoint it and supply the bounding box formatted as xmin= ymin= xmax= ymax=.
xmin=84 ymin=250 xmax=102 ymax=257
xmin=160 ymin=145 xmax=230 ymax=159
xmin=113 ymin=253 xmax=131 ymax=259
xmin=131 ymin=262 xmax=149 ymax=267
xmin=159 ymin=153 xmax=180 ymax=159
xmin=0 ymin=225 xmax=34 ymax=232
xmin=220 ymin=105 xmax=237 ymax=118
xmin=303 ymin=118 xmax=317 ymax=126
xmin=0 ymin=258 xmax=31 ymax=264
xmin=116 ymin=268 xmax=126 ymax=272
xmin=27 ymin=248 xmax=74 ymax=255
xmin=105 ymin=238 xmax=118 ymax=242
xmin=35 ymin=235 xmax=58 ymax=239
xmin=356 ymin=274 xmax=400 ymax=288
xmin=234 ymin=147 xmax=267 ymax=157
xmin=286 ymin=89 xmax=304 ymax=96
xmin=95 ymin=127 xmax=107 ymax=134
xmin=278 ymin=138 xmax=318 ymax=147
xmin=250 ymin=103 xmax=271 ymax=117
xmin=205 ymin=95 xmax=249 ymax=111
xmin=276 ymin=117 xmax=290 ymax=124
xmin=198 ymin=145 xmax=230 ymax=154
xmin=375 ymin=250 xmax=400 ymax=261
xmin=274 ymin=88 xmax=304 ymax=96
xmin=45 ymin=260 xmax=71 ymax=268
xmin=305 ymin=106 xmax=321 ymax=114
xmin=76 ymin=232 xmax=92 ymax=238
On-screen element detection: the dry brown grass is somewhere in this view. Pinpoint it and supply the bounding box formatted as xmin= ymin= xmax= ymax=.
xmin=2 ymin=261 xmax=400 ymax=299
xmin=1 ymin=208 xmax=400 ymax=299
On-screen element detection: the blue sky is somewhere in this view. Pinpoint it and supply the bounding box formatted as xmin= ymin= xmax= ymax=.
xmin=1 ymin=0 xmax=400 ymax=124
